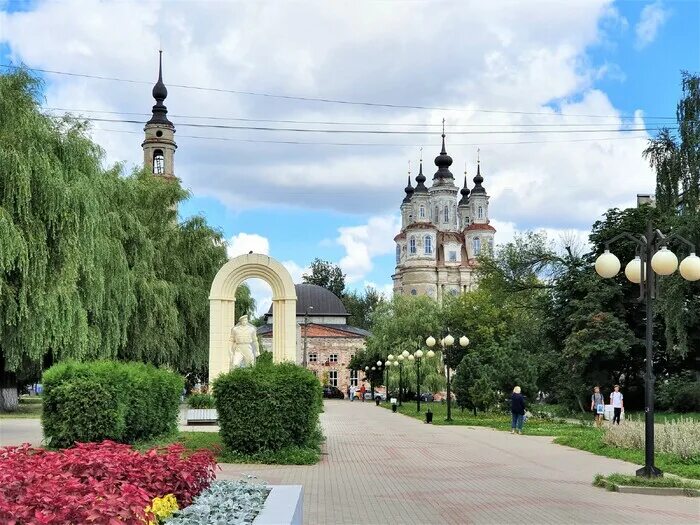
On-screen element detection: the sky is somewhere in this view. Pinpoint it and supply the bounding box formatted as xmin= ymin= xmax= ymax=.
xmin=1 ymin=0 xmax=698 ymax=315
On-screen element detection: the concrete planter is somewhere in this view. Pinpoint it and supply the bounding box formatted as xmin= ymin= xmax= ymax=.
xmin=254 ymin=485 xmax=303 ymax=525
xmin=185 ymin=408 xmax=218 ymax=424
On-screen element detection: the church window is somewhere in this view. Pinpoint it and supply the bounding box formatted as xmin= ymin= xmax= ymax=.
xmin=411 ymin=289 xmax=417 ymax=295
xmin=309 ymin=353 xmax=318 ymax=363
xmin=435 ymin=206 xmax=439 ymax=222
xmin=453 ymin=205 xmax=457 ymax=224
xmin=153 ymin=149 xmax=165 ymax=174
xmin=329 ymin=353 xmax=338 ymax=363
xmin=419 ymin=206 xmax=425 ymax=218
xmin=350 ymin=369 xmax=358 ymax=387
xmin=478 ymin=206 xmax=484 ymax=220
xmin=489 ymin=238 xmax=494 ymax=254
xmin=409 ymin=237 xmax=416 ymax=254
xmin=424 ymin=236 xmax=432 ymax=255
xmin=473 ymin=237 xmax=481 ymax=256
xmin=155 ymin=130 xmax=163 ymax=138
xmin=396 ymin=245 xmax=401 ymax=264
xmin=329 ymin=370 xmax=338 ymax=387
xmin=448 ymin=250 xmax=457 ymax=262
xmin=444 ymin=205 xmax=449 ymax=222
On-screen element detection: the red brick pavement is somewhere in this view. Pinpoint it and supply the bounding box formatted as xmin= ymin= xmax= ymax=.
xmin=218 ymin=400 xmax=700 ymax=525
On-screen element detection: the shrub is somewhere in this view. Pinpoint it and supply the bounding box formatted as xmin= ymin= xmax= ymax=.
xmin=187 ymin=393 xmax=216 ymax=409
xmin=0 ymin=441 xmax=216 ymax=524
xmin=42 ymin=361 xmax=183 ymax=447
xmin=603 ymin=418 xmax=700 ymax=460
xmin=214 ymin=362 xmax=322 ymax=454
xmin=658 ymin=372 xmax=700 ymax=412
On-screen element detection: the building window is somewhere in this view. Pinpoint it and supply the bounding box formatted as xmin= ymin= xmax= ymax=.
xmin=448 ymin=250 xmax=457 ymax=262
xmin=153 ymin=150 xmax=164 ymax=174
xmin=409 ymin=237 xmax=416 ymax=254
xmin=329 ymin=370 xmax=338 ymax=387
xmin=350 ymin=369 xmax=358 ymax=387
xmin=309 ymin=353 xmax=317 ymax=363
xmin=489 ymin=238 xmax=494 ymax=254
xmin=424 ymin=235 xmax=432 ymax=255
xmin=419 ymin=205 xmax=425 ymax=218
xmin=435 ymin=206 xmax=439 ymax=222
xmin=444 ymin=205 xmax=449 ymax=222
xmin=411 ymin=288 xmax=417 ymax=295
xmin=473 ymin=237 xmax=481 ymax=256
xmin=329 ymin=353 xmax=338 ymax=363
xmin=396 ymin=244 xmax=401 ymax=264
xmin=478 ymin=206 xmax=484 ymax=219
xmin=453 ymin=205 xmax=457 ymax=224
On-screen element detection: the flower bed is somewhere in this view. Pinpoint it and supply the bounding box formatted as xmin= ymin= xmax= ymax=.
xmin=0 ymin=441 xmax=216 ymax=524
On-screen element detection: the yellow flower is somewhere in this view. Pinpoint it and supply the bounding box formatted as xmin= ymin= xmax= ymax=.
xmin=144 ymin=494 xmax=179 ymax=524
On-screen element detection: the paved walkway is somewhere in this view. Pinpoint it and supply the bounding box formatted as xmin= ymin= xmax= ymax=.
xmin=219 ymin=401 xmax=700 ymax=525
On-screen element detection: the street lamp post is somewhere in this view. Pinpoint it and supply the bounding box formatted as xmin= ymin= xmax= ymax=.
xmin=386 ymin=354 xmax=394 ymax=400
xmin=411 ymin=350 xmax=424 ymax=412
xmin=364 ymin=366 xmax=370 ymax=402
xmin=302 ymin=306 xmax=314 ymax=367
xmin=427 ymin=332 xmax=469 ymax=422
xmin=595 ymin=220 xmax=700 ymax=478
xmin=376 ymin=360 xmax=383 ymax=402
xmin=397 ymin=354 xmax=405 ymax=406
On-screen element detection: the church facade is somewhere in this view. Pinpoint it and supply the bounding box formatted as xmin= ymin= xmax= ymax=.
xmin=392 ymin=134 xmax=495 ymax=300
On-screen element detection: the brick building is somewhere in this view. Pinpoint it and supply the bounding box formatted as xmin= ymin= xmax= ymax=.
xmin=257 ymin=284 xmax=370 ymax=395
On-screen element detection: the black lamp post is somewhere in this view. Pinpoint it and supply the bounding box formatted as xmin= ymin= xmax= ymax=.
xmin=595 ymin=220 xmax=700 ymax=478
xmin=409 ymin=349 xmax=424 ymax=412
xmin=426 ymin=332 xmax=469 ymax=422
xmin=396 ymin=355 xmax=405 ymax=406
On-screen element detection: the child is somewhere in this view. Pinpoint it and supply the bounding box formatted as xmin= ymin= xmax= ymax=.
xmin=591 ymin=386 xmax=604 ymax=428
xmin=610 ymin=384 xmax=624 ymax=425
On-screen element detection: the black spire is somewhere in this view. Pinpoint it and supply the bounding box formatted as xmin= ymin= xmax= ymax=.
xmin=414 ymin=157 xmax=428 ymax=193
xmin=402 ymin=174 xmax=414 ymax=203
xmin=472 ymin=153 xmax=486 ymax=194
xmin=459 ymin=169 xmax=471 ymax=205
xmin=147 ymin=51 xmax=172 ymax=126
xmin=433 ymin=119 xmax=454 ymax=181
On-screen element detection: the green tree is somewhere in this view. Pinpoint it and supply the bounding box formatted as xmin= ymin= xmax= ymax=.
xmin=343 ymin=286 xmax=384 ymax=330
xmin=303 ymin=258 xmax=346 ymax=297
xmin=234 ymin=283 xmax=257 ymax=321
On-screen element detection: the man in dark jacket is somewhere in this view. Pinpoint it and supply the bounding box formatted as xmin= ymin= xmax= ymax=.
xmin=511 ymin=386 xmax=526 ymax=434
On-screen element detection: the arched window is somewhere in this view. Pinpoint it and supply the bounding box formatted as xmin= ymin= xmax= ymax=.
xmin=444 ymin=205 xmax=449 ymax=223
xmin=473 ymin=237 xmax=481 ymax=256
xmin=153 ymin=149 xmax=165 ymax=174
xmin=419 ymin=205 xmax=425 ymax=218
xmin=453 ymin=205 xmax=457 ymax=224
xmin=488 ymin=238 xmax=494 ymax=254
xmin=409 ymin=237 xmax=417 ymax=254
xmin=435 ymin=206 xmax=439 ymax=222
xmin=424 ymin=235 xmax=432 ymax=255
xmin=478 ymin=206 xmax=484 ymax=220
xmin=396 ymin=244 xmax=401 ymax=264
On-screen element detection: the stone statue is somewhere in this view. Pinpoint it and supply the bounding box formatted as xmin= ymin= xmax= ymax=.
xmin=229 ymin=315 xmax=259 ymax=369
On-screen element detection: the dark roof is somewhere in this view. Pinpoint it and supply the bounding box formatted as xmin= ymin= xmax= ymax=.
xmin=402 ymin=174 xmax=414 ymax=204
xmin=266 ymin=283 xmax=349 ymax=317
xmin=459 ymin=175 xmax=471 ymax=205
xmin=414 ymin=160 xmax=428 ymax=194
xmin=257 ymin=323 xmax=370 ymax=338
xmin=433 ymin=133 xmax=454 ymax=181
xmin=471 ymin=162 xmax=486 ymax=194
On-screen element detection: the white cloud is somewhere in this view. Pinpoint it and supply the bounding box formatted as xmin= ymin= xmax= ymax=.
xmin=282 ymin=260 xmax=308 ymax=284
xmin=491 ymin=219 xmax=590 ymax=255
xmin=336 ymin=215 xmax=401 ymax=283
xmin=635 ymin=1 xmax=670 ymax=49
xmin=227 ymin=233 xmax=270 ymax=258
xmin=362 ymin=281 xmax=394 ymax=299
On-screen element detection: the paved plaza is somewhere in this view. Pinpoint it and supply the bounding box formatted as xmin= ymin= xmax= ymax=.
xmin=221 ymin=401 xmax=699 ymax=525
xmin=2 ymin=401 xmax=699 ymax=524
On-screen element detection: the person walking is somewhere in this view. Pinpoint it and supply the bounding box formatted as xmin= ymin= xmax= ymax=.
xmin=349 ymin=385 xmax=355 ymax=401
xmin=591 ymin=386 xmax=605 ymax=428
xmin=346 ymin=385 xmax=351 ymax=400
xmin=360 ymin=384 xmax=366 ymax=402
xmin=510 ymin=386 xmax=526 ymax=434
xmin=610 ymin=384 xmax=624 ymax=425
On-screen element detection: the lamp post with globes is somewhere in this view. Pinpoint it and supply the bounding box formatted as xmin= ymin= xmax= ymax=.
xmin=427 ymin=332 xmax=469 ymax=422
xmin=396 ymin=353 xmax=406 ymax=406
xmin=595 ymin=221 xmax=700 ymax=478
xmin=386 ymin=355 xmax=394 ymax=400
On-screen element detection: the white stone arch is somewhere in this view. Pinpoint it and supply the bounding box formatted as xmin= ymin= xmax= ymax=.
xmin=208 ymin=253 xmax=297 ymax=383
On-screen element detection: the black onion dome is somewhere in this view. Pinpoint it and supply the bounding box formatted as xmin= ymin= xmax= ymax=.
xmin=459 ymin=175 xmax=471 ymax=205
xmin=403 ymin=175 xmax=414 ymax=203
xmin=147 ymin=51 xmax=172 ymax=126
xmin=471 ymin=162 xmax=486 ymax=193
xmin=433 ymin=133 xmax=454 ymax=180
xmin=414 ymin=159 xmax=429 ymax=193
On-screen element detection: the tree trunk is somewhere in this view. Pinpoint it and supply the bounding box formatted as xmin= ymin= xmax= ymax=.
xmin=0 ymin=369 xmax=19 ymax=412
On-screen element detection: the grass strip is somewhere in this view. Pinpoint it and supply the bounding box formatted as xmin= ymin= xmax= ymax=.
xmin=593 ymin=473 xmax=700 ymax=496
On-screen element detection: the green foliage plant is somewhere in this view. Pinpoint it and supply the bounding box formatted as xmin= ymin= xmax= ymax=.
xmin=187 ymin=393 xmax=216 ymax=409
xmin=213 ymin=362 xmax=322 ymax=455
xmin=42 ymin=360 xmax=183 ymax=448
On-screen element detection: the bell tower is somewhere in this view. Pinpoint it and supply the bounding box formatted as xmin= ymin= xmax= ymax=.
xmin=142 ymin=51 xmax=177 ymax=180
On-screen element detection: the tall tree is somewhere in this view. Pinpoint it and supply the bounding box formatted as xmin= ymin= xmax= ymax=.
xmin=302 ymin=258 xmax=346 ymax=297
xmin=343 ymin=286 xmax=384 ymax=330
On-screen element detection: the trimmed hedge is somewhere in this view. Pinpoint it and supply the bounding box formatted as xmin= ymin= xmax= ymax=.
xmin=187 ymin=393 xmax=215 ymax=409
xmin=42 ymin=361 xmax=183 ymax=448
xmin=213 ymin=362 xmax=322 ymax=454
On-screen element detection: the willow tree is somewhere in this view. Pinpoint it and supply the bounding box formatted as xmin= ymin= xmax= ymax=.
xmin=0 ymin=70 xmax=134 ymax=410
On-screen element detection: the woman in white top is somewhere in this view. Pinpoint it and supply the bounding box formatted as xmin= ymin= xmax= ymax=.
xmin=610 ymin=384 xmax=624 ymax=425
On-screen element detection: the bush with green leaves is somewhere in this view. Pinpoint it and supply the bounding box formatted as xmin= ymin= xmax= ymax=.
xmin=42 ymin=361 xmax=183 ymax=448
xmin=602 ymin=418 xmax=700 ymax=461
xmin=658 ymin=372 xmax=700 ymax=413
xmin=187 ymin=393 xmax=215 ymax=409
xmin=213 ymin=362 xmax=322 ymax=454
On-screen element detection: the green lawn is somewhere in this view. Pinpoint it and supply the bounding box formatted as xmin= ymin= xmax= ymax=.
xmin=136 ymin=429 xmax=323 ymax=465
xmin=383 ymin=402 xmax=700 ymax=479
xmin=594 ymin=473 xmax=700 ymax=495
xmin=0 ymin=402 xmax=42 ymax=419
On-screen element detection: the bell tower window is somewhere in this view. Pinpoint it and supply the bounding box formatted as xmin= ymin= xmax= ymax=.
xmin=419 ymin=205 xmax=425 ymax=218
xmin=473 ymin=237 xmax=481 ymax=256
xmin=153 ymin=149 xmax=165 ymax=174
xmin=424 ymin=235 xmax=432 ymax=255
xmin=443 ymin=205 xmax=449 ymax=223
xmin=478 ymin=206 xmax=484 ymax=220
xmin=409 ymin=237 xmax=416 ymax=254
